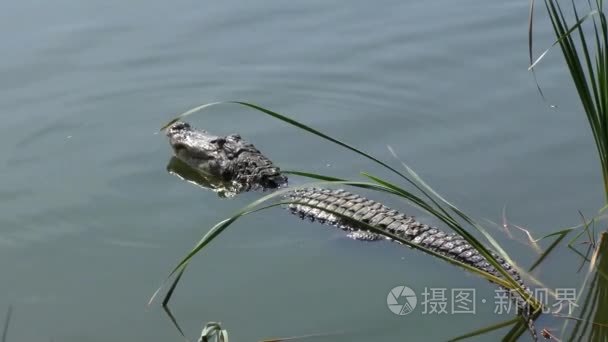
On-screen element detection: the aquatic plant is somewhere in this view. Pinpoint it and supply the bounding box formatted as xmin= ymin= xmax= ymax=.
xmin=527 ymin=0 xmax=608 ymax=339
xmin=529 ymin=0 xmax=608 ymax=203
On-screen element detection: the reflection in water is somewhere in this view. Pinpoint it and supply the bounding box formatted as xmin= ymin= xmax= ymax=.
xmin=166 ymin=156 xmax=240 ymax=198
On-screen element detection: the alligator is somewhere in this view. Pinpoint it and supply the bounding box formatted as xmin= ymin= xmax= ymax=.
xmin=166 ymin=121 xmax=287 ymax=193
xmin=165 ymin=120 xmax=539 ymax=339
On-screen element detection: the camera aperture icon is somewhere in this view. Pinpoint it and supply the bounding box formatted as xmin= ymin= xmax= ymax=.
xmin=387 ymin=286 xmax=417 ymax=315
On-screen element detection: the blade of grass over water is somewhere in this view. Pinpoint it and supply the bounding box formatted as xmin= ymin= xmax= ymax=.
xmin=528 ymin=8 xmax=599 ymax=70
xmin=162 ymin=267 xmax=187 ymax=338
xmin=529 ymin=230 xmax=569 ymax=272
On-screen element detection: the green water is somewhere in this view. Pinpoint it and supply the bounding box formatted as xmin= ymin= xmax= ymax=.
xmin=0 ymin=1 xmax=604 ymax=341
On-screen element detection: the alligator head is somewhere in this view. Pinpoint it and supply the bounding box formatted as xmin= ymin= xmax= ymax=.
xmin=165 ymin=121 xmax=288 ymax=193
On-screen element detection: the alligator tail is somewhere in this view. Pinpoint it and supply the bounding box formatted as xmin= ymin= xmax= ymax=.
xmin=285 ymin=187 xmax=538 ymax=340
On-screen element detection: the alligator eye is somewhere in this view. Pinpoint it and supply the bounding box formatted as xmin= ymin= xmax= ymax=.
xmin=211 ymin=138 xmax=226 ymax=147
xmin=169 ymin=122 xmax=191 ymax=132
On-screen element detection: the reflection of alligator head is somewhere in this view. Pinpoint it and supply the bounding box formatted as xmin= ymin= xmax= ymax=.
xmin=166 ymin=156 xmax=239 ymax=198
xmin=165 ymin=121 xmax=288 ymax=194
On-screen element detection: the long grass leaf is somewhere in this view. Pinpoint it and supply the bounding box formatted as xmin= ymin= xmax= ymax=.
xmin=162 ymin=267 xmax=188 ymax=339
xmin=529 ymin=231 xmax=569 ymax=272
xmin=529 ymin=9 xmax=599 ymax=69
